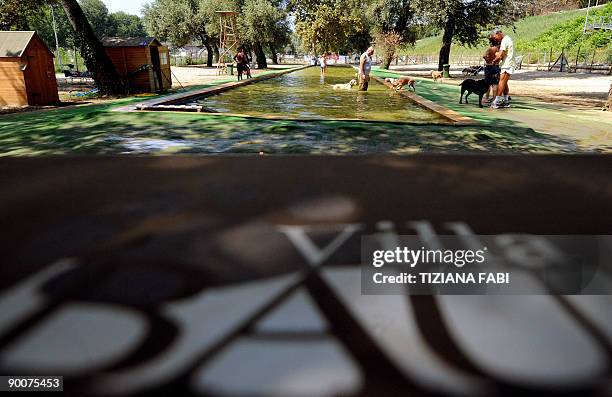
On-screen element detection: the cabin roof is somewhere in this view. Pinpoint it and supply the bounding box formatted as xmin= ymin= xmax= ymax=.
xmin=0 ymin=31 xmax=52 ymax=58
xmin=102 ymin=37 xmax=162 ymax=48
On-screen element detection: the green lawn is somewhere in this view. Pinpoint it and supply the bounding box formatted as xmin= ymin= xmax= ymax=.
xmin=404 ymin=8 xmax=590 ymax=57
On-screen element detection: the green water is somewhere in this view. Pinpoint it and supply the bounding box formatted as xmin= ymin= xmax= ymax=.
xmin=186 ymin=66 xmax=445 ymax=123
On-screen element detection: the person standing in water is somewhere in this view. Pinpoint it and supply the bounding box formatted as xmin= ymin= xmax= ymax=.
xmin=359 ymin=47 xmax=374 ymax=91
xmin=319 ymin=53 xmax=327 ymax=76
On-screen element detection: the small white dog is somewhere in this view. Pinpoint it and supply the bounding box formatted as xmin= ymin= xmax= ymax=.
xmin=332 ymin=79 xmax=357 ymax=90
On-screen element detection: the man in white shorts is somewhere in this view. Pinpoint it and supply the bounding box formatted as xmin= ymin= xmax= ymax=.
xmin=490 ymin=29 xmax=514 ymax=109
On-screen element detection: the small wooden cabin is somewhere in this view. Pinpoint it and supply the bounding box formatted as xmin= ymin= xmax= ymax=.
xmin=0 ymin=31 xmax=59 ymax=106
xmin=102 ymin=37 xmax=172 ymax=93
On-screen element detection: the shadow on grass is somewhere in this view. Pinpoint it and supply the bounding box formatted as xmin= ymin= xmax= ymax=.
xmin=0 ymin=99 xmax=580 ymax=155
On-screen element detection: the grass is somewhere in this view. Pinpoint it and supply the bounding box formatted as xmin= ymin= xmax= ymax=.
xmin=0 ymin=68 xmax=583 ymax=156
xmin=522 ymin=3 xmax=612 ymax=64
xmin=0 ymin=107 xmax=573 ymax=155
xmin=403 ymin=7 xmax=592 ymax=57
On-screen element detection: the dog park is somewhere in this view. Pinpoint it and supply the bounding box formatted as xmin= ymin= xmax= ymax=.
xmin=1 ymin=2 xmax=612 ymax=397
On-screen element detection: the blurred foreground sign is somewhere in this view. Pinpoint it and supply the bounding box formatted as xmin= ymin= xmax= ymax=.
xmin=0 ymin=155 xmax=610 ymax=396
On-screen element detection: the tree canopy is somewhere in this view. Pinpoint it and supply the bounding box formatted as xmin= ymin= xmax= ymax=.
xmin=0 ymin=0 xmax=546 ymax=75
xmin=291 ymin=0 xmax=369 ymax=54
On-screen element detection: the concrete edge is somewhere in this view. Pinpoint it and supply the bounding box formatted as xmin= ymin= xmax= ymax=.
xmin=133 ymin=108 xmax=455 ymax=126
xmin=370 ymin=75 xmax=478 ymax=126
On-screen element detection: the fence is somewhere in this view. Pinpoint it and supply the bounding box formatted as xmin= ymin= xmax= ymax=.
xmin=400 ymin=54 xmax=489 ymax=66
xmin=525 ymin=47 xmax=612 ymax=74
xmin=584 ymin=14 xmax=612 ymax=31
xmin=401 ymin=47 xmax=611 ymax=74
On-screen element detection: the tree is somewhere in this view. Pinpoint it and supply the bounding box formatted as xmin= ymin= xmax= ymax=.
xmin=108 ymin=12 xmax=147 ymax=38
xmin=368 ymin=0 xmax=419 ymax=69
xmin=79 ymin=0 xmax=111 ymax=38
xmin=143 ymin=0 xmax=200 ymax=46
xmin=197 ymin=0 xmax=235 ymax=66
xmin=0 ymin=0 xmax=46 ymax=30
xmin=421 ymin=0 xmax=528 ymax=71
xmin=240 ymin=0 xmax=289 ymax=68
xmin=143 ymin=0 xmax=231 ymax=67
xmin=292 ymin=0 xmax=367 ymax=55
xmin=374 ymin=31 xmax=402 ymax=69
xmin=60 ymin=0 xmax=126 ymax=94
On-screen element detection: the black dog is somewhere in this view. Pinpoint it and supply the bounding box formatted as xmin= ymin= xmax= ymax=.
xmin=459 ymin=79 xmax=490 ymax=108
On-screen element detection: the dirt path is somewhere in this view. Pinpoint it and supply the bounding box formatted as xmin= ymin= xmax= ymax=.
xmin=167 ymin=64 xmax=297 ymax=88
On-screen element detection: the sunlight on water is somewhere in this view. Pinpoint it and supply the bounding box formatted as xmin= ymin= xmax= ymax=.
xmin=185 ymin=66 xmax=445 ymax=123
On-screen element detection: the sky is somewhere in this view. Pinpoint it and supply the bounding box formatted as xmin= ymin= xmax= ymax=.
xmin=103 ymin=0 xmax=149 ymax=16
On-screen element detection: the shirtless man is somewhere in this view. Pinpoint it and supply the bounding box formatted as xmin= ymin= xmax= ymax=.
xmin=483 ymin=37 xmax=500 ymax=103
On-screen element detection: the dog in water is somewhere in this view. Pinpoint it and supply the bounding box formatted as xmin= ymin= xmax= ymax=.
xmin=332 ymin=79 xmax=357 ymax=90
xmin=459 ymin=78 xmax=491 ymax=108
xmin=430 ymin=70 xmax=443 ymax=81
xmin=385 ymin=77 xmax=416 ymax=92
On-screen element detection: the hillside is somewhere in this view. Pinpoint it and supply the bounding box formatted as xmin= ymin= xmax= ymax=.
xmin=402 ymin=6 xmax=608 ymax=61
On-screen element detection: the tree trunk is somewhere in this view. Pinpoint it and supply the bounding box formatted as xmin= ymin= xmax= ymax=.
xmin=212 ymin=41 xmax=220 ymax=63
xmin=382 ymin=49 xmax=394 ymax=70
xmin=269 ymin=44 xmax=278 ymax=65
xmin=60 ymin=0 xmax=126 ymax=95
xmin=245 ymin=45 xmax=253 ymax=64
xmin=438 ymin=14 xmax=456 ymax=72
xmin=200 ymin=35 xmax=213 ymax=67
xmin=607 ymin=81 xmax=612 ymax=111
xmin=254 ymin=41 xmax=267 ymax=69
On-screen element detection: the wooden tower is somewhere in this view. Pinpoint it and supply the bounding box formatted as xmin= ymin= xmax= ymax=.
xmin=216 ymin=11 xmax=239 ymax=75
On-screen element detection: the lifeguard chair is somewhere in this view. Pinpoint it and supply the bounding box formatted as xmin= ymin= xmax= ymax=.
xmin=216 ymin=11 xmax=240 ymax=75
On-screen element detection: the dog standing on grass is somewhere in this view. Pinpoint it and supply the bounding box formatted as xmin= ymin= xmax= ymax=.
xmin=385 ymin=77 xmax=416 ymax=92
xmin=459 ymin=79 xmax=491 ymax=108
xmin=431 ymin=70 xmax=443 ymax=81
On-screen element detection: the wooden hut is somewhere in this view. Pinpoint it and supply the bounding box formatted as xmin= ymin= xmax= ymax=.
xmin=102 ymin=37 xmax=172 ymax=93
xmin=0 ymin=31 xmax=59 ymax=106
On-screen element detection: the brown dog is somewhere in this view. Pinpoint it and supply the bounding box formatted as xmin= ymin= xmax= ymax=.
xmin=385 ymin=77 xmax=416 ymax=92
xmin=430 ymin=70 xmax=443 ymax=81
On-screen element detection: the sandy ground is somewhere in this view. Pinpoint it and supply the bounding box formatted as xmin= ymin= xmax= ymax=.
xmin=390 ymin=64 xmax=611 ymax=109
xmin=168 ymin=64 xmax=293 ymax=88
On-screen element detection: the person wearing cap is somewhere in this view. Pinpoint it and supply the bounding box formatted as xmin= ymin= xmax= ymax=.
xmin=490 ymin=29 xmax=514 ymax=109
